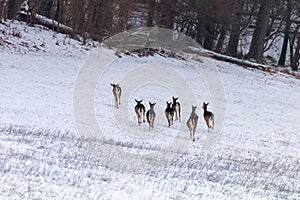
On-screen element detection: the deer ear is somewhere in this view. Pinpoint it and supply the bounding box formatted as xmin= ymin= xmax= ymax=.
xmin=135 ymin=99 xmax=138 ymax=103
xmin=111 ymin=83 xmax=114 ymax=86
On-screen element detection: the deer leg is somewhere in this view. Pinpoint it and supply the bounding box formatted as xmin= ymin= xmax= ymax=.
xmin=142 ymin=109 xmax=146 ymax=123
xmin=205 ymin=119 xmax=210 ymax=132
xmin=138 ymin=114 xmax=141 ymax=126
xmin=193 ymin=127 xmax=196 ymax=141
xmin=114 ymin=96 xmax=117 ymax=108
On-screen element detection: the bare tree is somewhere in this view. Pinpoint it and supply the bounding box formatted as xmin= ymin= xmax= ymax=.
xmin=277 ymin=0 xmax=291 ymax=66
xmin=157 ymin=0 xmax=177 ymax=29
xmin=39 ymin=0 xmax=52 ymax=18
xmin=146 ymin=0 xmax=155 ymax=27
xmin=116 ymin=0 xmax=130 ymax=32
xmin=247 ymin=0 xmax=274 ymax=63
xmin=226 ymin=0 xmax=243 ymax=57
xmin=0 ymin=0 xmax=6 ymax=20
xmin=7 ymin=0 xmax=19 ymax=19
xmin=71 ymin=0 xmax=86 ymax=43
xmin=289 ymin=23 xmax=300 ymax=71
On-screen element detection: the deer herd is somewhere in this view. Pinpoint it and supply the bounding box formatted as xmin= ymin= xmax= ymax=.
xmin=111 ymin=83 xmax=214 ymax=142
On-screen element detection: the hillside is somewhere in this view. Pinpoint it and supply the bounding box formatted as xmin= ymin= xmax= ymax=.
xmin=0 ymin=21 xmax=300 ymax=200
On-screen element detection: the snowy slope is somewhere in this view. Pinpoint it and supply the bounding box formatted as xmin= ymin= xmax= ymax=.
xmin=1 ymin=21 xmax=300 ymax=200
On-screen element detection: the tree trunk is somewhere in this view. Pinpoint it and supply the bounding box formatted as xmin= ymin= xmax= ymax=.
xmin=0 ymin=0 xmax=6 ymax=19
xmin=290 ymin=35 xmax=300 ymax=71
xmin=247 ymin=0 xmax=273 ymax=63
xmin=7 ymin=0 xmax=19 ymax=19
xmin=278 ymin=0 xmax=291 ymax=67
xmin=54 ymin=0 xmax=62 ymax=22
xmin=146 ymin=0 xmax=155 ymax=27
xmin=117 ymin=0 xmax=129 ymax=32
xmin=203 ymin=16 xmax=215 ymax=50
xmin=215 ymin=25 xmax=227 ymax=53
xmin=195 ymin=11 xmax=204 ymax=46
xmin=39 ymin=0 xmax=53 ymax=18
xmin=227 ymin=0 xmax=243 ymax=57
xmin=71 ymin=0 xmax=86 ymax=42
xmin=158 ymin=0 xmax=175 ymax=29
xmin=195 ymin=0 xmax=216 ymax=51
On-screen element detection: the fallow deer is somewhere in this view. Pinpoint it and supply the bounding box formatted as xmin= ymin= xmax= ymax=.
xmin=165 ymin=102 xmax=174 ymax=127
xmin=187 ymin=106 xmax=199 ymax=142
xmin=111 ymin=83 xmax=122 ymax=109
xmin=202 ymin=102 xmax=214 ymax=131
xmin=146 ymin=102 xmax=156 ymax=130
xmin=135 ymin=99 xmax=146 ymax=126
xmin=172 ymin=96 xmax=181 ymax=122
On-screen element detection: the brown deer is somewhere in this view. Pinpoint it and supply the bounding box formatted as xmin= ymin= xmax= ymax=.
xmin=146 ymin=102 xmax=156 ymax=130
xmin=202 ymin=102 xmax=214 ymax=131
xmin=165 ymin=102 xmax=174 ymax=127
xmin=111 ymin=83 xmax=122 ymax=109
xmin=187 ymin=106 xmax=199 ymax=142
xmin=172 ymin=96 xmax=181 ymax=122
xmin=135 ymin=99 xmax=146 ymax=126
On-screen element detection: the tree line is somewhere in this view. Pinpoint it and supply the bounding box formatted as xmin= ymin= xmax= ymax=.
xmin=0 ymin=0 xmax=299 ymax=70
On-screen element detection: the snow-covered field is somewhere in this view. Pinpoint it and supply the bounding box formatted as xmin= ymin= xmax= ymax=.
xmin=0 ymin=21 xmax=300 ymax=199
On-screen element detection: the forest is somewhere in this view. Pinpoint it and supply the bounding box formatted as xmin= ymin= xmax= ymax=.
xmin=0 ymin=0 xmax=299 ymax=70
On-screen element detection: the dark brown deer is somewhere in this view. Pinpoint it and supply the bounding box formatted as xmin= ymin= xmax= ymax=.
xmin=202 ymin=102 xmax=214 ymax=131
xmin=187 ymin=106 xmax=199 ymax=142
xmin=172 ymin=96 xmax=181 ymax=122
xmin=146 ymin=102 xmax=156 ymax=130
xmin=135 ymin=99 xmax=146 ymax=126
xmin=165 ymin=102 xmax=174 ymax=127
xmin=111 ymin=83 xmax=122 ymax=109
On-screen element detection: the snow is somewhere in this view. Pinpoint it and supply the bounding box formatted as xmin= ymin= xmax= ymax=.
xmin=0 ymin=20 xmax=300 ymax=199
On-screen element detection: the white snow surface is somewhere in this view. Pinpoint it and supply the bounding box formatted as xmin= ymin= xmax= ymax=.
xmin=0 ymin=21 xmax=300 ymax=199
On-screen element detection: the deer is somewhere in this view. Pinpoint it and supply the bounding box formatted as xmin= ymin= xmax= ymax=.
xmin=146 ymin=102 xmax=156 ymax=130
xmin=172 ymin=96 xmax=181 ymax=122
xmin=111 ymin=83 xmax=122 ymax=109
xmin=202 ymin=102 xmax=214 ymax=131
xmin=135 ymin=99 xmax=146 ymax=126
xmin=165 ymin=102 xmax=174 ymax=127
xmin=187 ymin=106 xmax=199 ymax=142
